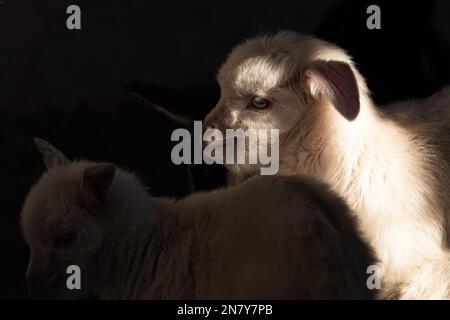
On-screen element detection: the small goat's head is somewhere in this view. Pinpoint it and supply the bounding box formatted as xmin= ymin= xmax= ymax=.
xmin=21 ymin=139 xmax=115 ymax=299
xmin=204 ymin=31 xmax=363 ymax=141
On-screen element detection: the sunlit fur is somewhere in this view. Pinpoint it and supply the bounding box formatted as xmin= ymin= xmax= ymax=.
xmin=21 ymin=143 xmax=374 ymax=299
xmin=204 ymin=31 xmax=450 ymax=299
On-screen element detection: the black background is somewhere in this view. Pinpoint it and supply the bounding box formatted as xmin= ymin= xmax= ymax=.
xmin=1 ymin=0 xmax=449 ymax=299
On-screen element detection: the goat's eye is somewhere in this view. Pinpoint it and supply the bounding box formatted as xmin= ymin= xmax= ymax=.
xmin=251 ymin=97 xmax=269 ymax=109
xmin=52 ymin=232 xmax=77 ymax=248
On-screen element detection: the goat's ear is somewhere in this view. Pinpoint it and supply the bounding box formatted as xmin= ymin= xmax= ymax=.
xmin=33 ymin=138 xmax=69 ymax=169
xmin=304 ymin=60 xmax=360 ymax=120
xmin=83 ymin=163 xmax=115 ymax=208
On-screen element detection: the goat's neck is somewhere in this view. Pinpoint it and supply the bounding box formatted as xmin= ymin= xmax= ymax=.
xmin=92 ymin=176 xmax=176 ymax=299
xmin=284 ymin=98 xmax=446 ymax=280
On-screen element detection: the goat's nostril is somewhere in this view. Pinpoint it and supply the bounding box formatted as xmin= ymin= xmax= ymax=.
xmin=203 ymin=125 xmax=224 ymax=149
xmin=202 ymin=139 xmax=211 ymax=148
xmin=202 ymin=125 xmax=215 ymax=148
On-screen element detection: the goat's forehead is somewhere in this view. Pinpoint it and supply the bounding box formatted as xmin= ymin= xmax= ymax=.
xmin=23 ymin=175 xmax=80 ymax=231
xmin=219 ymin=53 xmax=296 ymax=95
xmin=217 ymin=33 xmax=352 ymax=96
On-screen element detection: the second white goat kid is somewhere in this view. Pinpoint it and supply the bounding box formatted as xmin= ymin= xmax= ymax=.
xmin=21 ymin=139 xmax=373 ymax=300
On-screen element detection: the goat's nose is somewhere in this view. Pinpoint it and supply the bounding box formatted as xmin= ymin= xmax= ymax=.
xmin=203 ymin=123 xmax=216 ymax=131
xmin=202 ymin=124 xmax=216 ymax=148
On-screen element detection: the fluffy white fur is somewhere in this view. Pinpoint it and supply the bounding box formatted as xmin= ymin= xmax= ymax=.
xmin=20 ymin=139 xmax=373 ymax=299
xmin=204 ymin=31 xmax=450 ymax=299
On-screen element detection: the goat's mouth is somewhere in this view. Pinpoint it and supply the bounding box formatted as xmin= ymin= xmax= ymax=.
xmin=202 ymin=137 xmax=236 ymax=149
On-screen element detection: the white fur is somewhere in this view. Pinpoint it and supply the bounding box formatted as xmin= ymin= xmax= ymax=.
xmin=205 ymin=31 xmax=450 ymax=299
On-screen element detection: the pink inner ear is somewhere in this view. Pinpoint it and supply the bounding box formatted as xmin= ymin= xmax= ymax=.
xmin=306 ymin=60 xmax=360 ymax=121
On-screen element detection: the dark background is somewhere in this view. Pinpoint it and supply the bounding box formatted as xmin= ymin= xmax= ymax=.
xmin=1 ymin=0 xmax=449 ymax=299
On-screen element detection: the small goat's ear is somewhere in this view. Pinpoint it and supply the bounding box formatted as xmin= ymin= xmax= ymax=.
xmin=304 ymin=60 xmax=360 ymax=120
xmin=83 ymin=163 xmax=115 ymax=207
xmin=33 ymin=138 xmax=69 ymax=169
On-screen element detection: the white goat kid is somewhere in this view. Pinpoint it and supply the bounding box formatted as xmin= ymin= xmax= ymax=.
xmin=204 ymin=31 xmax=450 ymax=299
